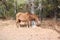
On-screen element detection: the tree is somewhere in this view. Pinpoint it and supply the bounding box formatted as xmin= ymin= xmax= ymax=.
xmin=0 ymin=0 xmax=15 ymax=19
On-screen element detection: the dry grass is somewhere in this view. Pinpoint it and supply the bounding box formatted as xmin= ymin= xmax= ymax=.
xmin=40 ymin=19 xmax=60 ymax=32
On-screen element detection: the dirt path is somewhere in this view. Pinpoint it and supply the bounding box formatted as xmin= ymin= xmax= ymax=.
xmin=0 ymin=20 xmax=60 ymax=40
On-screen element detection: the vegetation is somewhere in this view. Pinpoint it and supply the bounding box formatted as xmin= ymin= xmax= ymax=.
xmin=0 ymin=0 xmax=60 ymax=20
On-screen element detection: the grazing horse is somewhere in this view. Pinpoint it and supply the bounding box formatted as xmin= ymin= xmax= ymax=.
xmin=16 ymin=12 xmax=40 ymax=28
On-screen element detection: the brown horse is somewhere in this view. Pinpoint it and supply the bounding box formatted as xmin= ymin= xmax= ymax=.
xmin=16 ymin=12 xmax=40 ymax=28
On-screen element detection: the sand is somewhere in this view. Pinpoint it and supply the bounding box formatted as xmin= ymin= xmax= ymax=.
xmin=0 ymin=20 xmax=60 ymax=40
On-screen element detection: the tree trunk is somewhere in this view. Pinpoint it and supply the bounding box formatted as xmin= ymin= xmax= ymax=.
xmin=14 ymin=0 xmax=17 ymax=14
xmin=30 ymin=0 xmax=35 ymax=14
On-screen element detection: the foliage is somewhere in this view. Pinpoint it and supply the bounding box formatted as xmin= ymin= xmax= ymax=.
xmin=0 ymin=0 xmax=60 ymax=19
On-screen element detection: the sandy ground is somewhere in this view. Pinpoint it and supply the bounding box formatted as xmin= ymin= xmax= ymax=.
xmin=0 ymin=20 xmax=60 ymax=40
